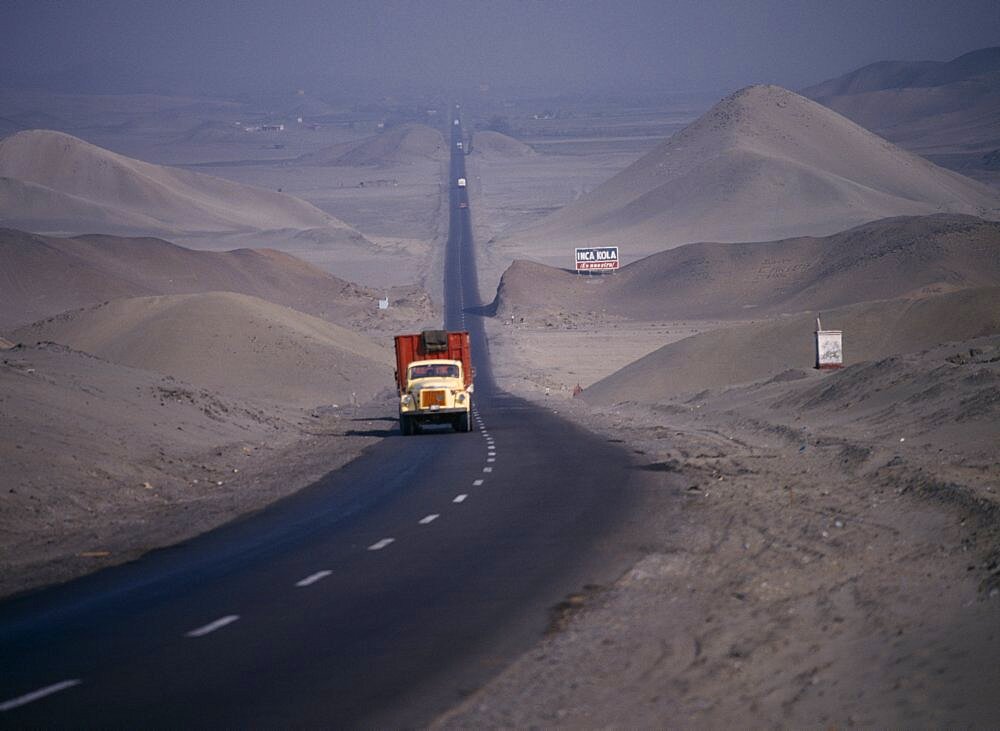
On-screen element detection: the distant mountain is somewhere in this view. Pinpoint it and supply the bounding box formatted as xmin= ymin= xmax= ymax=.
xmin=504 ymin=85 xmax=1000 ymax=260
xmin=493 ymin=215 xmax=1000 ymax=322
xmin=802 ymin=47 xmax=1000 ymax=167
xmin=0 ymin=129 xmax=359 ymax=236
xmin=298 ymin=124 xmax=446 ymax=166
xmin=803 ymin=47 xmax=1000 ymax=97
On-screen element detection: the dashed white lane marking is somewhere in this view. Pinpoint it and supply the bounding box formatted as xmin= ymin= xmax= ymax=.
xmin=483 ymin=466 xmax=493 ymax=473
xmin=0 ymin=680 xmax=81 ymax=712
xmin=368 ymin=538 xmax=395 ymax=551
xmin=296 ymin=570 xmax=332 ymax=587
xmin=419 ymin=514 xmax=440 ymax=525
xmin=453 ymin=494 xmax=468 ymax=503
xmin=473 ymin=479 xmax=484 ymax=486
xmin=185 ymin=615 xmax=240 ymax=638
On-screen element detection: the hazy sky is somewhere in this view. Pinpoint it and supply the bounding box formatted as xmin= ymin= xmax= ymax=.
xmin=4 ymin=0 xmax=1000 ymax=97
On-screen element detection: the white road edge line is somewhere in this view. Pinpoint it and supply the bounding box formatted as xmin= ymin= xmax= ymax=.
xmin=419 ymin=514 xmax=440 ymax=525
xmin=0 ymin=680 xmax=82 ymax=712
xmin=453 ymin=494 xmax=468 ymax=503
xmin=483 ymin=467 xmax=493 ymax=473
xmin=473 ymin=479 xmax=484 ymax=486
xmin=296 ymin=570 xmax=332 ymax=587
xmin=368 ymin=538 xmax=395 ymax=551
xmin=487 ymin=458 xmax=496 ymax=463
xmin=185 ymin=615 xmax=240 ymax=638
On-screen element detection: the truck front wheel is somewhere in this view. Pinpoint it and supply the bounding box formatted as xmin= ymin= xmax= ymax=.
xmin=400 ymin=414 xmax=415 ymax=436
xmin=455 ymin=412 xmax=472 ymax=432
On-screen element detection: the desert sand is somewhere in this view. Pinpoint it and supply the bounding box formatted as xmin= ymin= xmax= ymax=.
xmin=438 ymin=334 xmax=1000 ymax=727
xmin=11 ymin=291 xmax=395 ymax=405
xmin=443 ymin=88 xmax=1000 ymax=724
xmin=492 ymin=215 xmax=1000 ymax=322
xmin=0 ymin=228 xmax=432 ymax=332
xmin=0 ymin=130 xmax=360 ymax=238
xmin=2 ymin=81 xmax=999 ymax=726
xmin=0 ymin=341 xmax=394 ymax=597
xmin=0 ymin=113 xmax=444 ymax=596
xmin=297 ymin=123 xmax=447 ymax=166
xmin=494 ymin=85 xmax=1000 ymax=270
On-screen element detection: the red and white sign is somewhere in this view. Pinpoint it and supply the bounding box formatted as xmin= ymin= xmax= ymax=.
xmin=575 ymin=246 xmax=619 ymax=271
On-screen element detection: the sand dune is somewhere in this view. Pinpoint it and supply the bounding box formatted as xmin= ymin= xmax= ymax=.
xmin=0 ymin=340 xmax=354 ymax=596
xmin=505 ymin=85 xmax=1000 ymax=261
xmin=493 ymin=215 xmax=1000 ymax=321
xmin=580 ymin=286 xmax=1000 ymax=405
xmin=0 ymin=228 xmax=431 ymax=330
xmin=12 ymin=291 xmax=394 ymax=406
xmin=298 ymin=123 xmax=446 ymax=166
xmin=470 ymin=131 xmax=536 ymax=159
xmin=803 ymin=47 xmax=1000 ymax=157
xmin=0 ymin=129 xmax=359 ymax=236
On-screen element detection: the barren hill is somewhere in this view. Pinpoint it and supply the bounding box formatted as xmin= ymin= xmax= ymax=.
xmin=0 ymin=228 xmax=430 ymax=331
xmin=493 ymin=215 xmax=1000 ymax=322
xmin=804 ymin=47 xmax=1000 ymax=97
xmin=580 ymin=286 xmax=1000 ymax=405
xmin=298 ymin=124 xmax=446 ymax=166
xmin=470 ymin=131 xmax=535 ymax=159
xmin=505 ymin=86 xmax=1000 ymax=261
xmin=0 ymin=129 xmax=358 ymax=236
xmin=803 ymin=47 xmax=1000 ymax=161
xmin=12 ymin=292 xmax=394 ymax=406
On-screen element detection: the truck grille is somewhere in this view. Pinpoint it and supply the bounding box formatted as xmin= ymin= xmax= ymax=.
xmin=420 ymin=390 xmax=447 ymax=408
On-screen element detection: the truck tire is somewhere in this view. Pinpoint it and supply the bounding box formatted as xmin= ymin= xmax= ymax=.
xmin=456 ymin=412 xmax=472 ymax=432
xmin=399 ymin=415 xmax=414 ymax=436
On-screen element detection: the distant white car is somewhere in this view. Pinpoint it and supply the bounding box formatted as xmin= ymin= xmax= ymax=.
xmin=453 ymin=119 xmax=459 ymax=126
xmin=456 ymin=141 xmax=463 ymax=149
xmin=457 ymin=177 xmax=467 ymax=188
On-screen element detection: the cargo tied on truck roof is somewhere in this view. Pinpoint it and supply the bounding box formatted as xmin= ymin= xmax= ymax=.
xmin=394 ymin=330 xmax=474 ymax=435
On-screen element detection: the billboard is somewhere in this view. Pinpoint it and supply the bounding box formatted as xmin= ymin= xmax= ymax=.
xmin=575 ymin=246 xmax=619 ymax=271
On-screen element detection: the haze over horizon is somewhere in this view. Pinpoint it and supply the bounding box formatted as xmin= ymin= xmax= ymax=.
xmin=4 ymin=0 xmax=1000 ymax=99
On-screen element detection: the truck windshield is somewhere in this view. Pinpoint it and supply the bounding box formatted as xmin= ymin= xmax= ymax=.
xmin=410 ymin=364 xmax=459 ymax=379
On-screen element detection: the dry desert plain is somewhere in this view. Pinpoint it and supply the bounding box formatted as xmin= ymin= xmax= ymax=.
xmin=2 ymin=79 xmax=1000 ymax=726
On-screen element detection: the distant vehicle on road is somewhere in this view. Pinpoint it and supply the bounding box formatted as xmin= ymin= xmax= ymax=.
xmin=457 ymin=177 xmax=467 ymax=188
xmin=458 ymin=201 xmax=468 ymax=209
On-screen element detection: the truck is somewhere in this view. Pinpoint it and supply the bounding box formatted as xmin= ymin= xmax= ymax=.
xmin=394 ymin=330 xmax=474 ymax=435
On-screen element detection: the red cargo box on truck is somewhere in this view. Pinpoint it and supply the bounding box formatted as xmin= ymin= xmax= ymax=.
xmin=393 ymin=330 xmax=474 ymax=435
xmin=393 ymin=330 xmax=472 ymax=391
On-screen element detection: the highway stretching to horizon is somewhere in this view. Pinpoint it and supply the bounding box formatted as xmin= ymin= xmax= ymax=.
xmin=0 ymin=112 xmax=645 ymax=727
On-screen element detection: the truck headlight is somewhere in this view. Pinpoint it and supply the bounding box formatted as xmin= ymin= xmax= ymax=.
xmin=456 ymin=393 xmax=466 ymax=404
xmin=401 ymin=394 xmax=413 ymax=406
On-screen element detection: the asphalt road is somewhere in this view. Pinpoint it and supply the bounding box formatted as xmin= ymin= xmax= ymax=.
xmin=0 ymin=114 xmax=643 ymax=728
